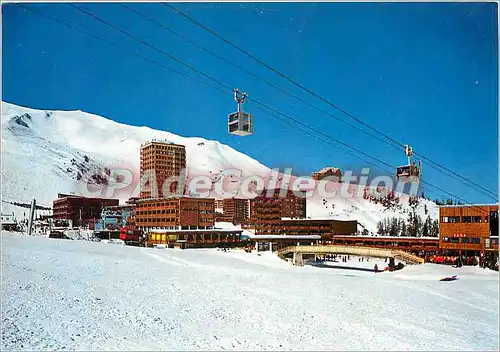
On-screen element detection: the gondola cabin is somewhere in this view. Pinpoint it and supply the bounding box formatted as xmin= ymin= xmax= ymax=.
xmin=396 ymin=163 xmax=421 ymax=183
xmin=396 ymin=145 xmax=421 ymax=182
xmin=228 ymin=111 xmax=253 ymax=136
xmin=228 ymin=88 xmax=253 ymax=136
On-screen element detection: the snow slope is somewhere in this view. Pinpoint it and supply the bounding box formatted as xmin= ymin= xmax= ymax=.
xmin=2 ymin=232 xmax=498 ymax=351
xmin=1 ymin=102 xmax=437 ymax=233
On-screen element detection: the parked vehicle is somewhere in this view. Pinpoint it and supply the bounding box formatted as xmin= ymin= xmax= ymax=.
xmin=119 ymin=226 xmax=144 ymax=246
xmin=48 ymin=231 xmax=70 ymax=240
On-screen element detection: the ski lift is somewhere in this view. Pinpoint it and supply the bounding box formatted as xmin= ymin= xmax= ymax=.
xmin=228 ymin=88 xmax=253 ymax=136
xmin=396 ymin=144 xmax=421 ymax=182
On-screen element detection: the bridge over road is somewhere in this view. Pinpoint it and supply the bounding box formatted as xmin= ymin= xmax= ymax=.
xmin=278 ymin=245 xmax=424 ymax=266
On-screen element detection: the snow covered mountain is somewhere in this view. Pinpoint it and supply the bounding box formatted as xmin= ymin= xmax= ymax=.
xmin=1 ymin=102 xmax=438 ymax=234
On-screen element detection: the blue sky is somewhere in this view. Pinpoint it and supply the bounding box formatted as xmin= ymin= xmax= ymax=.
xmin=3 ymin=2 xmax=498 ymax=203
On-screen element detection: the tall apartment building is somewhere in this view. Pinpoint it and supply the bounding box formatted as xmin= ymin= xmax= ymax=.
xmin=135 ymin=197 xmax=215 ymax=230
xmin=140 ymin=141 xmax=186 ymax=199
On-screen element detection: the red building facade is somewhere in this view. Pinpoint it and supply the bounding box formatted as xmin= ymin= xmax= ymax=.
xmin=52 ymin=194 xmax=119 ymax=227
xmin=140 ymin=141 xmax=186 ymax=199
xmin=439 ymin=204 xmax=499 ymax=256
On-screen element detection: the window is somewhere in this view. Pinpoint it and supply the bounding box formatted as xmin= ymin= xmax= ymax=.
xmin=472 ymin=216 xmax=482 ymax=223
xmin=462 ymin=216 xmax=472 ymax=223
xmin=461 ymin=216 xmax=483 ymax=223
xmin=449 ymin=237 xmax=459 ymax=243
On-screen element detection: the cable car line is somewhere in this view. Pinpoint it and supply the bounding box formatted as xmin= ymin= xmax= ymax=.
xmin=68 ymin=3 xmax=398 ymax=169
xmin=74 ymin=3 xmax=498 ymax=202
xmin=62 ymin=4 xmax=500 ymax=206
xmin=16 ymin=4 xmax=226 ymax=96
xmin=250 ymin=102 xmax=495 ymax=211
xmin=164 ymin=3 xmax=498 ymax=200
xmin=126 ymin=4 xmax=494 ymax=202
xmin=254 ymin=105 xmax=494 ymax=215
xmin=19 ymin=3 xmax=404 ymax=186
xmin=69 ymin=4 xmax=235 ymax=95
xmin=412 ymin=152 xmax=497 ymax=198
xmin=140 ymin=3 xmax=498 ymax=201
xmin=120 ymin=3 xmax=403 ymax=152
xmin=20 ymin=3 xmax=496 ymax=212
xmin=18 ymin=3 xmax=356 ymax=158
xmin=163 ymin=2 xmax=408 ymax=148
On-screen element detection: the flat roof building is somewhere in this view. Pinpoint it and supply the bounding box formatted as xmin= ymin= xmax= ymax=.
xmin=439 ymin=204 xmax=499 ymax=256
xmin=135 ymin=197 xmax=215 ymax=231
xmin=52 ymin=194 xmax=119 ymax=227
xmin=215 ymin=198 xmax=249 ymax=224
xmin=140 ymin=140 xmax=186 ymax=199
xmin=249 ymin=188 xmax=306 ymax=224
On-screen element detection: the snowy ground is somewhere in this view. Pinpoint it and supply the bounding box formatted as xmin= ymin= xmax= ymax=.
xmin=2 ymin=232 xmax=498 ymax=351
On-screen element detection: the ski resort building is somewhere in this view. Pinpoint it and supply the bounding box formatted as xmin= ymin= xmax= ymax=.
xmin=135 ymin=197 xmax=215 ymax=231
xmin=136 ymin=197 xmax=246 ymax=248
xmin=243 ymin=188 xmax=356 ymax=239
xmin=311 ymin=167 xmax=342 ymax=182
xmin=147 ymin=228 xmax=245 ymax=249
xmin=249 ymin=188 xmax=307 ymax=223
xmin=140 ymin=140 xmax=186 ymax=199
xmin=52 ymin=194 xmax=119 ymax=227
xmin=1 ymin=212 xmax=18 ymax=231
xmin=93 ymin=204 xmax=136 ymax=236
xmin=215 ymin=198 xmax=249 ymax=224
xmin=244 ymin=218 xmax=357 ymax=237
xmin=438 ymin=204 xmax=499 ymax=257
xmin=331 ymin=235 xmax=440 ymax=256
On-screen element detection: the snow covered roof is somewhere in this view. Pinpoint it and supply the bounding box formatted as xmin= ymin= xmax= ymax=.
xmin=141 ymin=140 xmax=185 ymax=148
xmin=439 ymin=204 xmax=498 ymax=208
xmin=281 ymin=217 xmax=357 ymax=223
xmin=248 ymin=234 xmax=321 ymax=240
xmin=147 ymin=228 xmax=242 ymax=233
xmin=136 ymin=196 xmax=213 ymax=202
xmin=314 ymin=167 xmax=341 ymax=174
xmin=333 ymin=235 xmax=439 ymax=240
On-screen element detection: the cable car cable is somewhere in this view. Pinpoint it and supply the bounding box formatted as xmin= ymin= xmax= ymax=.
xmin=120 ymin=3 xmax=403 ymax=152
xmin=164 ymin=3 xmax=498 ymax=200
xmin=73 ymin=3 xmax=498 ymax=202
xmin=22 ymin=3 xmax=496 ymax=213
xmin=68 ymin=3 xmax=397 ymax=170
xmin=65 ymin=4 xmax=500 ymax=208
xmin=15 ymin=4 xmax=225 ymax=96
xmin=69 ymin=4 xmax=235 ymax=95
xmin=163 ymin=4 xmax=401 ymax=149
xmin=253 ymin=105 xmax=494 ymax=215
